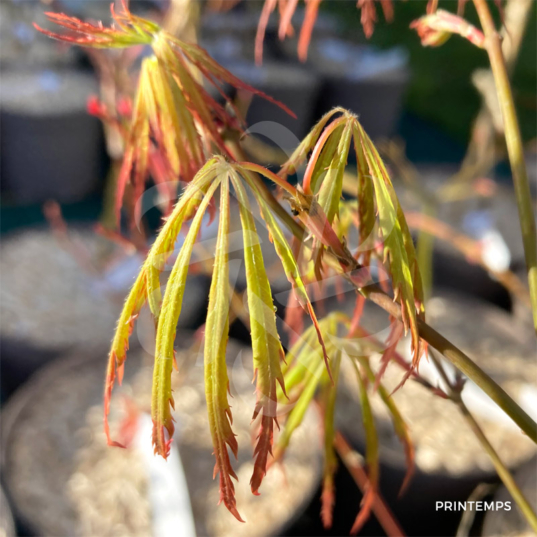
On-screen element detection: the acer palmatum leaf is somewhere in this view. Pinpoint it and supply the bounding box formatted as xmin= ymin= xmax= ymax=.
xmin=204 ymin=177 xmax=243 ymax=521
xmin=36 ymin=1 xmax=294 ymax=227
xmin=229 ymin=172 xmax=286 ymax=495
xmin=283 ymin=109 xmax=426 ymax=364
xmin=152 ymin=179 xmax=221 ymax=457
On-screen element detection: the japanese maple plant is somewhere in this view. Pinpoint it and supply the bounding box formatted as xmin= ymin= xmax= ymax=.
xmin=36 ymin=0 xmax=537 ymax=533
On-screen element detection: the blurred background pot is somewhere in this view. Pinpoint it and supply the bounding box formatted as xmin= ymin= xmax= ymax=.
xmin=336 ymin=291 xmax=536 ymax=535
xmin=0 ymin=1 xmax=79 ymax=70
xmin=222 ymin=60 xmax=322 ymax=142
xmin=0 ymin=69 xmax=105 ymax=205
xmin=0 ymin=226 xmax=210 ymax=397
xmin=0 ymin=337 xmax=322 ymax=537
xmin=307 ymin=39 xmax=410 ymax=139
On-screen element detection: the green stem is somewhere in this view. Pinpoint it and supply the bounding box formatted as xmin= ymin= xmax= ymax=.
xmin=460 ymin=403 xmax=537 ymax=532
xmin=363 ymin=285 xmax=537 ymax=443
xmin=473 ymin=0 xmax=537 ymax=333
xmin=429 ymin=352 xmax=537 ymax=532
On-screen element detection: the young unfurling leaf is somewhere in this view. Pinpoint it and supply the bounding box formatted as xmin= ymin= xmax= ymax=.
xmin=281 ymin=109 xmax=425 ymax=363
xmin=36 ymin=1 xmax=293 ymax=226
xmin=105 ymin=156 xmax=333 ymax=518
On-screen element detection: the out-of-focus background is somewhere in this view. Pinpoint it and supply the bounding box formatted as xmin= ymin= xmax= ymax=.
xmin=1 ymin=1 xmax=536 ymax=536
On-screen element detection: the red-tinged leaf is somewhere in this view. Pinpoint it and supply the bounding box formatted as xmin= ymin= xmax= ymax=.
xmin=204 ymin=177 xmax=244 ymax=522
xmin=302 ymin=116 xmax=347 ymax=194
xmin=229 ymin=171 xmax=286 ymax=495
xmin=116 ymin=145 xmax=136 ymax=227
xmin=34 ymin=5 xmax=156 ymax=49
xmin=105 ymin=270 xmax=146 ymax=446
xmin=290 ymin=190 xmax=352 ymax=266
xmin=349 ymin=294 xmax=366 ymax=334
xmin=255 ymin=0 xmax=278 ymax=65
xmin=379 ymin=0 xmax=394 ymax=22
xmin=284 ymin=288 xmax=305 ymax=347
xmin=278 ymin=0 xmax=299 ymax=40
xmin=298 ymin=0 xmax=322 ymax=62
xmin=280 ymin=108 xmax=346 ymax=178
xmin=152 ymin=178 xmax=222 ymax=457
xmin=357 ymin=0 xmax=378 ymax=39
xmin=177 ymin=39 xmax=297 ymax=119
xmin=410 ymin=9 xmax=486 ymax=48
xmin=374 ymin=318 xmax=404 ymax=391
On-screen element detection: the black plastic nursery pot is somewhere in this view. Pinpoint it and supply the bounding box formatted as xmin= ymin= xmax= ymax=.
xmin=0 ymin=69 xmax=106 ymax=205
xmin=335 ymin=290 xmax=536 ymax=536
xmin=0 ymin=337 xmax=323 ymax=537
xmin=222 ymin=60 xmax=322 ymax=144
xmin=306 ymin=39 xmax=410 ymax=140
xmin=0 ymin=226 xmax=211 ymax=398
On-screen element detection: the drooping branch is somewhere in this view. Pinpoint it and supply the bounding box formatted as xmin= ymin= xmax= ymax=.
xmin=254 ymin=173 xmax=537 ymax=443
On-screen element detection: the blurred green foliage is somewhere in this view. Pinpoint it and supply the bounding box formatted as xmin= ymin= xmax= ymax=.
xmin=324 ymin=0 xmax=536 ymax=144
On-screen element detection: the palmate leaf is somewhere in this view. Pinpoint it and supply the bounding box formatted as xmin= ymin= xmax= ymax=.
xmin=280 ymin=109 xmax=425 ymax=363
xmin=152 ymin=178 xmax=221 ymax=458
xmin=36 ymin=1 xmax=293 ymax=227
xmin=105 ymin=159 xmax=221 ymax=446
xmin=106 ymin=156 xmax=332 ymax=519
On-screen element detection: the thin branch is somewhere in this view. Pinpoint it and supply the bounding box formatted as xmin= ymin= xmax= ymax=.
xmin=429 ymin=351 xmax=537 ymax=533
xmin=334 ymin=431 xmax=406 ymax=537
xmin=473 ymin=0 xmax=537 ymax=332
